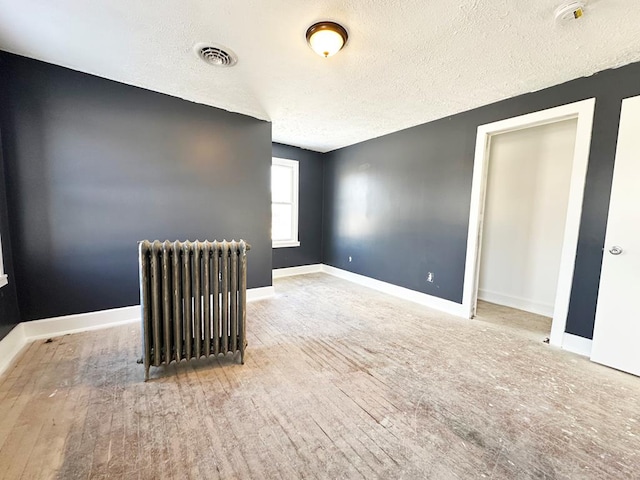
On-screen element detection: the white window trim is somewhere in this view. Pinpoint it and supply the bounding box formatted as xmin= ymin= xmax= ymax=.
xmin=274 ymin=240 xmax=301 ymax=248
xmin=272 ymin=157 xmax=300 ymax=249
xmin=0 ymin=233 xmax=7 ymax=288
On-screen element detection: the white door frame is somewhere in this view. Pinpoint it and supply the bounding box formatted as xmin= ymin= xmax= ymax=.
xmin=462 ymin=98 xmax=596 ymax=347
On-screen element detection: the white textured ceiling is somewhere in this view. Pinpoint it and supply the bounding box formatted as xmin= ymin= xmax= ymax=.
xmin=1 ymin=1 xmax=639 ymax=152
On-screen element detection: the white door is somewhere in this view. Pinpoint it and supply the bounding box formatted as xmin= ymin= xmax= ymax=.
xmin=591 ymin=95 xmax=640 ymax=376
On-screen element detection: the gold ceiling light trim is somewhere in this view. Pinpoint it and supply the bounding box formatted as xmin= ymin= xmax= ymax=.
xmin=305 ymin=21 xmax=348 ymax=58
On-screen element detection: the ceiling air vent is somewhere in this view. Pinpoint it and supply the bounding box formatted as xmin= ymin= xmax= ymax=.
xmin=195 ymin=44 xmax=237 ymax=67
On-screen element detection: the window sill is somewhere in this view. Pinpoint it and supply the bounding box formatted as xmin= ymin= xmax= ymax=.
xmin=273 ymin=241 xmax=301 ymax=249
xmin=0 ymin=274 xmax=7 ymax=289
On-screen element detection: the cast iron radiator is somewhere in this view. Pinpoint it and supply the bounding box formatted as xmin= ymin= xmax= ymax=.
xmin=138 ymin=239 xmax=250 ymax=380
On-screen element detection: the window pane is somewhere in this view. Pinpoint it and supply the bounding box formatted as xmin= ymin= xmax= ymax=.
xmin=272 ymin=165 xmax=293 ymax=203
xmin=272 ymin=204 xmax=292 ymax=241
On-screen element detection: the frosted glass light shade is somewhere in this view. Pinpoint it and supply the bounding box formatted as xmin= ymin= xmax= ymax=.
xmin=306 ymin=22 xmax=348 ymax=58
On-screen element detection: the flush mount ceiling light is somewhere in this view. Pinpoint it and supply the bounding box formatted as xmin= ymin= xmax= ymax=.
xmin=305 ymin=21 xmax=348 ymax=58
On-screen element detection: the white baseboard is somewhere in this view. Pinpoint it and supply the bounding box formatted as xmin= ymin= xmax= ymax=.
xmin=247 ymin=286 xmax=275 ymax=301
xmin=0 ymin=324 xmax=26 ymax=377
xmin=0 ymin=305 xmax=142 ymax=378
xmin=562 ymin=333 xmax=592 ymax=357
xmin=320 ymin=265 xmax=467 ymax=317
xmin=478 ymin=289 xmax=554 ymax=317
xmin=22 ymin=305 xmax=140 ymax=341
xmin=273 ymin=264 xmax=323 ymax=279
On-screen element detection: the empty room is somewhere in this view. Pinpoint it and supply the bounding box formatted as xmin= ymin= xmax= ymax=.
xmin=0 ymin=1 xmax=639 ymax=479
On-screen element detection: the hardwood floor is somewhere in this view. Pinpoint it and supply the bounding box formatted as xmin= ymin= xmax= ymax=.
xmin=0 ymin=273 xmax=638 ymax=479
xmin=474 ymin=300 xmax=553 ymax=342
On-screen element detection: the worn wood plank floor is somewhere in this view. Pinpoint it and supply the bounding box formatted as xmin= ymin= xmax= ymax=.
xmin=0 ymin=273 xmax=638 ymax=479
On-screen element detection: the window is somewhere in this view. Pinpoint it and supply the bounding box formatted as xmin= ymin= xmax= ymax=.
xmin=0 ymin=233 xmax=7 ymax=288
xmin=271 ymin=158 xmax=300 ymax=248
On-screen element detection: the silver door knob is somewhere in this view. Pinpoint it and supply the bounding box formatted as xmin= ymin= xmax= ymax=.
xmin=609 ymin=246 xmax=623 ymax=255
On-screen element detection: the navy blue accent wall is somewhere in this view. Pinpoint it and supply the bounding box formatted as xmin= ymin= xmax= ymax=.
xmin=0 ymin=53 xmax=273 ymax=322
xmin=272 ymin=143 xmax=324 ymax=269
xmin=323 ymin=61 xmax=640 ymax=340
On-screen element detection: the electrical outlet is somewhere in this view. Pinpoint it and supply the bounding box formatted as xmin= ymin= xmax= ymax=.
xmin=427 ymin=272 xmax=434 ymax=283
xmin=348 ymin=256 xmax=352 ymax=262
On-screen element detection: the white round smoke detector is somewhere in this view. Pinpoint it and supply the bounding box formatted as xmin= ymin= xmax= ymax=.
xmin=194 ymin=43 xmax=237 ymax=67
xmin=555 ymin=1 xmax=586 ymax=21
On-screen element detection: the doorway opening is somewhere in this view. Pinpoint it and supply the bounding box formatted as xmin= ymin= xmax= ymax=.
xmin=462 ymin=99 xmax=596 ymax=348
xmin=476 ymin=119 xmax=578 ymax=338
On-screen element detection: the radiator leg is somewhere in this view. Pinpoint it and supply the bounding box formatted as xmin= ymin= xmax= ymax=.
xmin=144 ymin=365 xmax=150 ymax=382
xmin=240 ymin=341 xmax=246 ymax=365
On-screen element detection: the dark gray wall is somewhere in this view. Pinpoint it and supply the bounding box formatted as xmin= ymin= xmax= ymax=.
xmin=323 ymin=61 xmax=640 ymax=340
xmin=272 ymin=143 xmax=324 ymax=268
xmin=0 ymin=133 xmax=20 ymax=338
xmin=0 ymin=53 xmax=273 ymax=322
